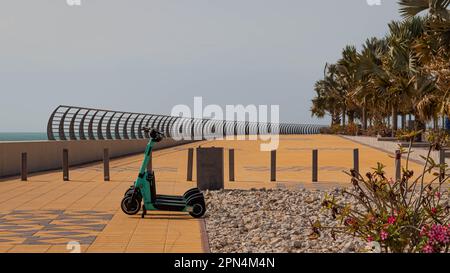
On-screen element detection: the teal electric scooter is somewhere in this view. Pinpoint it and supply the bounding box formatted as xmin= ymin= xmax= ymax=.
xmin=121 ymin=127 xmax=206 ymax=218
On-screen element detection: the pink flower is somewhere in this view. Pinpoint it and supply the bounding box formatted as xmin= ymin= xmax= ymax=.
xmin=422 ymin=244 xmax=434 ymax=253
xmin=428 ymin=225 xmax=449 ymax=244
xmin=387 ymin=216 xmax=396 ymax=225
xmin=420 ymin=226 xmax=428 ymax=236
xmin=435 ymin=192 xmax=441 ymax=198
xmin=367 ymin=236 xmax=374 ymax=242
xmin=421 ymin=224 xmax=450 ymax=252
xmin=380 ymin=230 xmax=389 ymax=241
xmin=431 ymin=207 xmax=437 ymax=214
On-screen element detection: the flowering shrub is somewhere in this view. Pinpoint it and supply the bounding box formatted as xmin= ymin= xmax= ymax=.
xmin=319 ymin=131 xmax=450 ymax=253
xmin=320 ymin=123 xmax=360 ymax=136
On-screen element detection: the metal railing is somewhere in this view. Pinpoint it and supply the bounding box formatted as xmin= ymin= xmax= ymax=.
xmin=47 ymin=105 xmax=325 ymax=141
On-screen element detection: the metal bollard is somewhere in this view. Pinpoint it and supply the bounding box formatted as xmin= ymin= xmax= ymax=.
xmin=229 ymin=149 xmax=235 ymax=182
xmin=270 ymin=150 xmax=276 ymax=182
xmin=312 ymin=149 xmax=318 ymax=182
xmin=353 ymin=148 xmax=359 ymax=174
xmin=63 ymin=149 xmax=69 ymax=181
xmin=187 ymin=148 xmax=194 ymax=181
xmin=21 ymin=153 xmax=27 ymax=181
xmin=103 ymin=148 xmax=110 ymax=181
xmin=395 ymin=150 xmax=401 ymax=181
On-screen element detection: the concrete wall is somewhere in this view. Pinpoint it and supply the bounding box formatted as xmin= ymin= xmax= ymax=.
xmin=0 ymin=139 xmax=194 ymax=178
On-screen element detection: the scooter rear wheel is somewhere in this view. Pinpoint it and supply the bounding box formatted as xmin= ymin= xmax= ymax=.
xmin=121 ymin=196 xmax=141 ymax=215
xmin=189 ymin=201 xmax=206 ymax=218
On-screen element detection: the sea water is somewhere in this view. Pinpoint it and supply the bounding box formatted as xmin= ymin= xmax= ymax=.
xmin=0 ymin=133 xmax=48 ymax=142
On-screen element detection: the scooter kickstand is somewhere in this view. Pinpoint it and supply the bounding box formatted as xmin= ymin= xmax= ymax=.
xmin=141 ymin=206 xmax=147 ymax=219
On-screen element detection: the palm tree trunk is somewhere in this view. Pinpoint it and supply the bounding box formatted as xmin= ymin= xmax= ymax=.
xmin=414 ymin=117 xmax=425 ymax=142
xmin=331 ymin=111 xmax=338 ymax=126
xmin=408 ymin=114 xmax=412 ymax=129
xmin=342 ymin=107 xmax=346 ymax=127
xmin=392 ymin=106 xmax=398 ymax=137
xmin=401 ymin=114 xmax=406 ymax=130
xmin=348 ymin=111 xmax=355 ymax=124
xmin=362 ymin=107 xmax=367 ymax=130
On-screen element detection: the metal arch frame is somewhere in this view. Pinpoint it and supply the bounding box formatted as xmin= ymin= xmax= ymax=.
xmin=138 ymin=115 xmax=152 ymax=139
xmin=236 ymin=121 xmax=246 ymax=136
xmin=201 ymin=119 xmax=209 ymax=139
xmin=145 ymin=115 xmax=159 ymax=138
xmin=192 ymin=119 xmax=203 ymax=140
xmin=58 ymin=106 xmax=72 ymax=141
xmin=224 ymin=120 xmax=235 ymax=138
xmin=47 ymin=107 xmax=60 ymax=141
xmin=164 ymin=116 xmax=177 ymax=137
xmin=167 ymin=117 xmax=181 ymax=139
xmin=122 ymin=113 xmax=134 ymax=140
xmin=248 ymin=122 xmax=258 ymax=136
xmin=114 ymin=113 xmax=125 ymax=140
xmin=97 ymin=111 xmax=108 ymax=140
xmin=150 ymin=115 xmax=164 ymax=132
xmin=213 ymin=119 xmax=224 ymax=138
xmin=79 ymin=109 xmax=92 ymax=140
xmin=105 ymin=112 xmax=117 ymax=140
xmin=202 ymin=119 xmax=211 ymax=138
xmin=258 ymin=122 xmax=269 ymax=135
xmin=88 ymin=110 xmax=100 ymax=140
xmin=47 ymin=105 xmax=326 ymax=141
xmin=203 ymin=119 xmax=215 ymax=139
xmin=69 ymin=108 xmax=82 ymax=140
xmin=175 ymin=117 xmax=192 ymax=139
xmin=156 ymin=115 xmax=170 ymax=133
xmin=205 ymin=119 xmax=222 ymax=139
xmin=131 ymin=114 xmax=145 ymax=139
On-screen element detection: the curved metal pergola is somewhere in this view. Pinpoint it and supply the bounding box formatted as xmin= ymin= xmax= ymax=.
xmin=47 ymin=105 xmax=326 ymax=141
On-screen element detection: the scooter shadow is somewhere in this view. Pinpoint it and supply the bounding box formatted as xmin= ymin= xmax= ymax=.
xmin=131 ymin=214 xmax=194 ymax=220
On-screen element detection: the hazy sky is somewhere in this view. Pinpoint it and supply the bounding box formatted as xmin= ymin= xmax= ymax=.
xmin=0 ymin=0 xmax=401 ymax=132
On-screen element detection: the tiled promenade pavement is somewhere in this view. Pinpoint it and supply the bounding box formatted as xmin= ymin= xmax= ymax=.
xmin=0 ymin=135 xmax=428 ymax=253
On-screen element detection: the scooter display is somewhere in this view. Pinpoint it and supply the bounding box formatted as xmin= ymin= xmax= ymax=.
xmin=121 ymin=128 xmax=206 ymax=218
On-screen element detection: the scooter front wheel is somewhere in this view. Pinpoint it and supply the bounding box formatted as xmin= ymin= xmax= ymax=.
xmin=121 ymin=196 xmax=141 ymax=215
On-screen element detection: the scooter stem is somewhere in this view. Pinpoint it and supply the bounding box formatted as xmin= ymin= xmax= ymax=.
xmin=138 ymin=139 xmax=155 ymax=176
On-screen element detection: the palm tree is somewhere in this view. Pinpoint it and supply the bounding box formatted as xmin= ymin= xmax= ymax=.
xmin=385 ymin=18 xmax=426 ymax=134
xmin=336 ymin=46 xmax=360 ymax=125
xmin=356 ymin=18 xmax=425 ymax=135
xmin=311 ymin=64 xmax=346 ymax=126
xmin=399 ymin=0 xmax=450 ymax=20
xmin=311 ymin=2 xmax=448 ymax=136
xmin=354 ymin=37 xmax=389 ymax=130
xmin=399 ymin=0 xmax=450 ymax=128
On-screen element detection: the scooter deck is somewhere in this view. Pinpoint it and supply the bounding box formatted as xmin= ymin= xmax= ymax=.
xmin=153 ymin=198 xmax=187 ymax=211
xmin=156 ymin=194 xmax=184 ymax=201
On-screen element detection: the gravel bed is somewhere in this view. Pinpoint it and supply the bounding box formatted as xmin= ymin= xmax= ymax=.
xmin=204 ymin=188 xmax=367 ymax=253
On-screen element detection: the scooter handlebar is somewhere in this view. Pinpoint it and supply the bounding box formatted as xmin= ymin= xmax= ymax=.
xmin=141 ymin=127 xmax=165 ymax=141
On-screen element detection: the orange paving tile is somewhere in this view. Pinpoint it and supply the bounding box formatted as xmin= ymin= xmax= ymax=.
xmin=0 ymin=135 xmax=432 ymax=253
xmin=8 ymin=244 xmax=52 ymax=253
